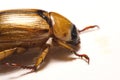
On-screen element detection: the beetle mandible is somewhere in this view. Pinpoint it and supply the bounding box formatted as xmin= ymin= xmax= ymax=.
xmin=0 ymin=9 xmax=98 ymax=71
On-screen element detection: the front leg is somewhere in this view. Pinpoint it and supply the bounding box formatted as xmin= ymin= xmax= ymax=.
xmin=73 ymin=51 xmax=90 ymax=64
xmin=57 ymin=40 xmax=90 ymax=64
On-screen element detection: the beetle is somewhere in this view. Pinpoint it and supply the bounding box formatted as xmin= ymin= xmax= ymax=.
xmin=0 ymin=9 xmax=98 ymax=71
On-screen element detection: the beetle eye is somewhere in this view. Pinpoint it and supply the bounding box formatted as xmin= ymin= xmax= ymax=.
xmin=68 ymin=24 xmax=80 ymax=45
xmin=71 ymin=24 xmax=78 ymax=41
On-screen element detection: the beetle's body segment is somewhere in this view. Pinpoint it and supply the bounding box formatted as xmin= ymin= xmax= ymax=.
xmin=0 ymin=9 xmax=50 ymax=51
xmin=0 ymin=9 xmax=97 ymax=71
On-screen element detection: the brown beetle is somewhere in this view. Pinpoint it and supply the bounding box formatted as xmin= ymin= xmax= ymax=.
xmin=0 ymin=9 xmax=98 ymax=71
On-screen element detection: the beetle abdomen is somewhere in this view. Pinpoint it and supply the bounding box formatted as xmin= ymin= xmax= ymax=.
xmin=0 ymin=9 xmax=51 ymax=51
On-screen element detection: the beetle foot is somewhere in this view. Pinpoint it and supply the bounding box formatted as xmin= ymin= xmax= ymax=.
xmin=73 ymin=52 xmax=90 ymax=64
xmin=4 ymin=62 xmax=37 ymax=71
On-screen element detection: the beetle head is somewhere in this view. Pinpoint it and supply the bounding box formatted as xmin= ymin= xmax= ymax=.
xmin=50 ymin=12 xmax=80 ymax=45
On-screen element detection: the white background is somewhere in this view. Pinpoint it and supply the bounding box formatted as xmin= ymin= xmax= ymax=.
xmin=0 ymin=0 xmax=120 ymax=80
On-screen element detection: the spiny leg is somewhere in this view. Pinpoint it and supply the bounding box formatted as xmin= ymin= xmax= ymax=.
xmin=0 ymin=47 xmax=26 ymax=61
xmin=1 ymin=47 xmax=28 ymax=68
xmin=73 ymin=51 xmax=90 ymax=64
xmin=1 ymin=47 xmax=26 ymax=65
xmin=57 ymin=40 xmax=89 ymax=64
xmin=0 ymin=48 xmax=17 ymax=61
xmin=34 ymin=45 xmax=50 ymax=71
xmin=4 ymin=45 xmax=50 ymax=71
xmin=4 ymin=38 xmax=52 ymax=71
xmin=78 ymin=25 xmax=99 ymax=33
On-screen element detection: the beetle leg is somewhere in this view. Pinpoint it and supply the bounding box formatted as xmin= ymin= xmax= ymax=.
xmin=57 ymin=40 xmax=89 ymax=64
xmin=0 ymin=48 xmax=17 ymax=61
xmin=73 ymin=52 xmax=90 ymax=64
xmin=0 ymin=47 xmax=26 ymax=61
xmin=57 ymin=40 xmax=74 ymax=51
xmin=4 ymin=38 xmax=52 ymax=71
xmin=33 ymin=38 xmax=52 ymax=71
xmin=33 ymin=45 xmax=50 ymax=71
xmin=1 ymin=47 xmax=27 ymax=66
xmin=4 ymin=45 xmax=50 ymax=71
xmin=78 ymin=25 xmax=99 ymax=33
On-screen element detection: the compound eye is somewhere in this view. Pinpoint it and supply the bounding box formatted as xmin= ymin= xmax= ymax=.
xmin=68 ymin=24 xmax=80 ymax=45
xmin=71 ymin=24 xmax=78 ymax=41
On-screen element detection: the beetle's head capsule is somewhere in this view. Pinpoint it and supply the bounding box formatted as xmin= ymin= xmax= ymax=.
xmin=50 ymin=12 xmax=80 ymax=45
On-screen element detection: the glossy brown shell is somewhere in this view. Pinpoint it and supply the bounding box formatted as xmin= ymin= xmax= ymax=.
xmin=0 ymin=9 xmax=51 ymax=51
